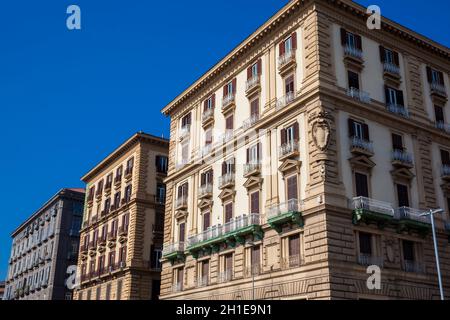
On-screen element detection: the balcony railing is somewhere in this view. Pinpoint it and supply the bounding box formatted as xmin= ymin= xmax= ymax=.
xmin=217 ymin=130 xmax=234 ymax=145
xmin=358 ymin=254 xmax=384 ymax=267
xmin=383 ymin=62 xmax=400 ymax=76
xmin=350 ymin=137 xmax=374 ymax=154
xmin=436 ymin=122 xmax=450 ymax=134
xmin=267 ymin=199 xmax=303 ymax=220
xmin=278 ymin=50 xmax=295 ymax=69
xmin=347 ymin=87 xmax=370 ymax=103
xmin=352 ymin=197 xmax=395 ymax=218
xmin=176 ymin=158 xmax=191 ymax=169
xmin=222 ymin=93 xmax=235 ymax=109
xmin=278 ymin=140 xmax=299 ymax=159
xmin=344 ymin=45 xmax=363 ymax=60
xmin=246 ymin=75 xmax=260 ymax=92
xmin=162 ymin=242 xmax=185 ymax=257
xmin=179 ymin=125 xmax=191 ymax=140
xmin=387 ymin=103 xmax=409 ymax=118
xmin=198 ymin=183 xmax=213 ymax=197
xmin=281 ymin=254 xmax=304 ymax=269
xmin=395 ymin=207 xmax=431 ymax=225
xmin=276 ymin=91 xmax=295 ymax=110
xmin=391 ymin=149 xmax=413 ymax=167
xmin=404 ymin=260 xmax=425 ymax=273
xmin=244 ymin=162 xmax=261 ymax=176
xmin=202 ymin=108 xmax=214 ymax=123
xmin=442 ymin=165 xmax=450 ymax=178
xmin=175 ymin=196 xmax=188 ymax=209
xmin=201 ymin=144 xmax=213 ymax=157
xmin=218 ymin=173 xmax=235 ymax=189
xmin=431 ymin=82 xmax=447 ymax=97
xmin=242 ymin=114 xmax=260 ymax=130
xmin=218 ymin=270 xmax=233 ymax=283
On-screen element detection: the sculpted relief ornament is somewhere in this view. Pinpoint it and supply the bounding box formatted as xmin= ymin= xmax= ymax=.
xmin=310 ymin=111 xmax=332 ymax=152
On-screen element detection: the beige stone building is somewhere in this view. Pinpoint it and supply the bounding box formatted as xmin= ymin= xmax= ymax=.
xmin=74 ymin=132 xmax=169 ymax=300
xmin=159 ymin=0 xmax=450 ymax=300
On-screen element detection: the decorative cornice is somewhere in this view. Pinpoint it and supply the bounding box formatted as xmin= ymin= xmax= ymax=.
xmin=161 ymin=0 xmax=450 ymax=117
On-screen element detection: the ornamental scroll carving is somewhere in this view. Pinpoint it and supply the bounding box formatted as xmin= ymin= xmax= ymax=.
xmin=310 ymin=111 xmax=333 ymax=152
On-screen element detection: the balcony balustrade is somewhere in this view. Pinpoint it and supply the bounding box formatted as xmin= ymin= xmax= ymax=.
xmin=383 ymin=62 xmax=400 ymax=77
xmin=436 ymin=122 xmax=450 ymax=134
xmin=202 ymin=108 xmax=214 ymax=124
xmin=218 ymin=270 xmax=233 ymax=283
xmin=218 ymin=173 xmax=235 ymax=189
xmin=162 ymin=242 xmax=185 ymax=262
xmin=245 ymin=75 xmax=260 ymax=95
xmin=175 ymin=196 xmax=188 ymax=209
xmin=430 ymin=82 xmax=447 ymax=99
xmin=441 ymin=165 xmax=450 ymax=180
xmin=222 ymin=93 xmax=235 ymax=111
xmin=352 ymin=196 xmax=394 ymax=225
xmin=358 ymin=254 xmax=384 ymax=267
xmin=350 ymin=137 xmax=374 ymax=156
xmin=197 ymin=275 xmax=209 ymax=288
xmin=242 ymin=114 xmax=260 ymax=130
xmin=344 ymin=45 xmax=363 ymax=61
xmin=387 ymin=103 xmax=409 ymax=118
xmin=198 ymin=183 xmax=213 ymax=198
xmin=267 ymin=199 xmax=303 ymax=233
xmin=244 ymin=162 xmax=261 ymax=177
xmin=281 ymin=254 xmax=304 ymax=270
xmin=278 ymin=49 xmax=296 ymax=74
xmin=276 ymin=91 xmax=296 ymax=110
xmin=172 ymin=282 xmax=183 ymax=293
xmin=278 ymin=140 xmax=299 ymax=159
xmin=347 ymin=87 xmax=370 ymax=103
xmin=391 ymin=149 xmax=414 ymax=168
xmin=217 ymin=130 xmax=234 ymax=145
xmin=403 ymin=260 xmax=425 ymax=273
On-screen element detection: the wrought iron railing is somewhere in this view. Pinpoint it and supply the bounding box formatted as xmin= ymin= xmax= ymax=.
xmin=347 ymin=87 xmax=370 ymax=103
xmin=218 ymin=173 xmax=235 ymax=188
xmin=387 ymin=103 xmax=409 ymax=118
xmin=267 ymin=199 xmax=303 ymax=220
xmin=350 ymin=137 xmax=374 ymax=154
xmin=278 ymin=140 xmax=299 ymax=158
xmin=162 ymin=242 xmax=185 ymax=256
xmin=395 ymin=207 xmax=431 ymax=224
xmin=222 ymin=93 xmax=235 ymax=108
xmin=352 ymin=197 xmax=395 ymax=217
xmin=391 ymin=149 xmax=413 ymax=166
xmin=383 ymin=62 xmax=400 ymax=75
xmin=246 ymin=75 xmax=260 ymax=91
xmin=276 ymin=91 xmax=296 ymax=110
xmin=278 ymin=50 xmax=295 ymax=68
xmin=344 ymin=45 xmax=363 ymax=60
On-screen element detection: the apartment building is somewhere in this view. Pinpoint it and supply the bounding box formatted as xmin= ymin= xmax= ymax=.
xmin=0 ymin=281 xmax=5 ymax=300
xmin=160 ymin=0 xmax=450 ymax=300
xmin=74 ymin=132 xmax=169 ymax=300
xmin=3 ymin=188 xmax=85 ymax=300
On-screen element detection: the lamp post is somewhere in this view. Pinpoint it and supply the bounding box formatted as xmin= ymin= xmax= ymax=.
xmin=421 ymin=208 xmax=445 ymax=300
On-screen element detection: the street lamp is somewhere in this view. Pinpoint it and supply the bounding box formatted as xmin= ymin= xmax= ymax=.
xmin=420 ymin=208 xmax=445 ymax=300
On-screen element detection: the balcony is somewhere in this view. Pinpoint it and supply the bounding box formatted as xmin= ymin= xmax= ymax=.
xmin=187 ymin=214 xmax=263 ymax=258
xmin=222 ymin=93 xmax=235 ymax=113
xmin=118 ymin=226 xmax=128 ymax=237
xmin=278 ymin=50 xmax=296 ymax=76
xmin=395 ymin=207 xmax=431 ymax=234
xmin=179 ymin=125 xmax=191 ymax=141
xmin=217 ymin=130 xmax=234 ymax=145
xmin=218 ymin=173 xmax=235 ymax=189
xmin=242 ymin=114 xmax=260 ymax=131
xmin=387 ymin=103 xmax=409 ymax=118
xmin=201 ymin=144 xmax=213 ymax=158
xmin=104 ymin=183 xmax=112 ymax=194
xmin=124 ymin=167 xmax=133 ymax=180
xmin=358 ymin=254 xmax=384 ymax=267
xmin=162 ymin=242 xmax=185 ymax=262
xmin=276 ymin=92 xmax=296 ymax=110
xmin=202 ymin=108 xmax=214 ymax=126
xmin=245 ymin=75 xmax=260 ymax=97
xmin=114 ymin=176 xmax=122 ymax=187
xmin=244 ymin=162 xmax=261 ymax=177
xmin=279 ymin=140 xmax=299 ymax=160
xmin=281 ymin=254 xmax=305 ymax=270
xmin=198 ymin=183 xmax=213 ymax=199
xmin=88 ymin=241 xmax=96 ymax=251
xmin=344 ymin=45 xmax=364 ymax=69
xmin=403 ymin=260 xmax=425 ymax=273
xmin=391 ymin=149 xmax=414 ymax=168
xmin=350 ymin=137 xmax=374 ymax=157
xmin=352 ymin=197 xmax=395 ymax=225
xmin=107 ymin=231 xmax=117 ymax=242
xmin=441 ymin=165 xmax=450 ymax=181
xmin=430 ymin=82 xmax=447 ymax=102
xmin=176 ymin=158 xmax=191 ymax=170
xmin=347 ymin=87 xmax=370 ymax=103
xmin=436 ymin=122 xmax=450 ymax=134
xmin=383 ymin=62 xmax=401 ymax=84
xmin=98 ymin=236 xmax=107 ymax=247
xmin=175 ymin=196 xmax=188 ymax=210
xmin=267 ymin=199 xmax=303 ymax=233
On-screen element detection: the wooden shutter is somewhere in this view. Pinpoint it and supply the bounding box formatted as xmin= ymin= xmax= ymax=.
xmin=232 ymin=78 xmax=237 ymax=94
xmin=426 ymin=66 xmax=433 ymax=83
xmin=200 ymin=173 xmax=206 ymax=186
xmin=226 ymin=114 xmax=233 ymax=130
xmin=288 ymin=234 xmax=300 ymax=257
xmin=287 ymin=176 xmax=298 ymax=201
xmin=396 ymin=90 xmax=404 ymax=106
xmin=247 ymin=66 xmax=252 ymax=80
xmin=246 ymin=148 xmax=249 ymax=164
xmin=441 ymin=150 xmax=450 ymax=166
xmin=340 ymin=28 xmax=347 ymax=45
xmin=212 ymin=94 xmax=216 ymax=108
xmin=225 ymin=254 xmax=233 ymax=272
xmin=397 ymin=184 xmax=409 ymax=207
xmin=222 ymin=162 xmax=226 ymax=175
xmin=202 ymin=261 xmax=209 ymax=279
xmin=252 ymin=245 xmax=261 ymax=266
xmin=177 ymin=268 xmax=183 ymax=286
xmin=281 ymin=128 xmax=287 ymax=145
xmin=379 ymin=45 xmax=385 ymax=62
xmin=203 ymin=212 xmax=210 ymax=230
xmin=203 ymin=100 xmax=208 ymax=112
xmin=225 ymin=204 xmax=233 ymax=222
xmin=257 ymin=143 xmax=261 ymax=162
xmin=223 ymin=84 xmax=228 ymax=96
xmin=348 ymin=119 xmax=355 ymax=137
xmin=291 ymin=32 xmax=297 ymax=50
xmin=179 ymin=223 xmax=185 ymax=242
xmin=251 ymin=192 xmax=260 ymax=214
xmin=392 ymin=134 xmax=403 ymax=151
xmin=359 ymin=233 xmax=372 ymax=255
xmin=257 ymin=59 xmax=262 ymax=75
xmin=355 ymin=35 xmax=362 ymax=50
xmin=363 ymin=124 xmax=370 ymax=141
xmin=279 ymin=41 xmax=285 ymax=56
xmin=355 ymin=173 xmax=369 ymax=198
xmin=293 ymin=122 xmax=299 ymax=141
xmin=438 ymin=71 xmax=445 ymax=85
xmin=393 ymin=51 xmax=400 ymax=66
xmin=435 ymin=106 xmax=445 ymax=123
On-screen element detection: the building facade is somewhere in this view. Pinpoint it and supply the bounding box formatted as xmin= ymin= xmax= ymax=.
xmin=160 ymin=0 xmax=450 ymax=300
xmin=3 ymin=188 xmax=85 ymax=300
xmin=0 ymin=281 xmax=5 ymax=300
xmin=74 ymin=132 xmax=169 ymax=300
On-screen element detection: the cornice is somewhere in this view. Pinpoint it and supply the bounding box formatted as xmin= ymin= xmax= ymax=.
xmin=161 ymin=0 xmax=450 ymax=117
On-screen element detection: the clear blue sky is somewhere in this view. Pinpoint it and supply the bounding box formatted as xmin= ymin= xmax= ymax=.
xmin=0 ymin=1 xmax=448 ymax=280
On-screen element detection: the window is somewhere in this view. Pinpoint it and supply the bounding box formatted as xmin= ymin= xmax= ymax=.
xmin=106 ymin=174 xmax=113 ymax=188
xmin=113 ymin=192 xmax=121 ymax=208
xmin=176 ymin=268 xmax=184 ymax=291
xmin=355 ymin=173 xmax=369 ymax=198
xmin=96 ymin=286 xmax=101 ymax=300
xmin=397 ymin=184 xmax=410 ymax=207
xmin=281 ymin=122 xmax=299 ymax=145
xmin=279 ymin=32 xmax=297 ymax=56
xmin=441 ymin=149 xmax=450 ymax=166
xmin=427 ymin=67 xmax=444 ymax=85
xmin=108 ymin=250 xmax=116 ymax=268
xmin=385 ymin=86 xmax=404 ymax=106
xmin=247 ymin=143 xmax=260 ymax=164
xmin=392 ymin=133 xmax=404 ymax=151
xmin=435 ymin=105 xmax=445 ymax=124
xmin=98 ymin=255 xmax=105 ymax=274
xmin=105 ymin=283 xmax=111 ymax=300
xmin=247 ymin=59 xmax=262 ymax=81
xmin=181 ymin=142 xmax=189 ymax=162
xmin=124 ymin=185 xmax=132 ymax=203
xmin=285 ymin=75 xmax=294 ymax=95
xmin=177 ymin=183 xmax=188 ymax=200
xmin=359 ymin=232 xmax=372 ymax=255
xmin=151 ymin=245 xmax=162 ymax=269
xmin=116 ymin=280 xmax=122 ymax=300
xmin=126 ymin=157 xmax=134 ymax=174
xmin=348 ymin=71 xmax=359 ymax=90
xmin=288 ymin=234 xmax=300 ymax=267
xmin=225 ymin=115 xmax=234 ymax=131
xmin=251 ymin=245 xmax=261 ymax=268
xmin=181 ymin=113 xmax=191 ymax=128
xmin=155 ymin=155 xmax=168 ymax=174
xmin=203 ymin=211 xmax=210 ymax=231
xmin=179 ymin=223 xmax=185 ymax=243
xmin=223 ymin=79 xmax=236 ymax=97
xmin=348 ymin=119 xmax=369 ymax=141
xmin=156 ymin=183 xmax=166 ymax=203
xmin=205 ymin=128 xmax=213 ymax=146
xmin=88 ymin=187 xmax=95 ymax=201
xmin=152 ymin=280 xmax=161 ymax=300
xmin=116 ymin=166 xmax=123 ymax=180
xmin=402 ymin=240 xmax=415 ymax=262
xmin=121 ymin=213 xmax=129 ymax=232
xmin=97 ymin=180 xmax=104 ymax=194
xmin=119 ymin=246 xmax=127 ymax=264
xmin=201 ymin=260 xmax=210 ymax=285
xmin=250 ymin=99 xmax=259 ymax=118
xmin=341 ymin=29 xmax=362 ymax=50
xmin=86 ymin=289 xmax=92 ymax=300
xmin=224 ymin=203 xmax=233 ymax=223
xmin=200 ymin=169 xmax=213 ymax=186
xmin=250 ymin=191 xmax=260 ymax=214
xmin=223 ymin=253 xmax=233 ymax=281
xmin=221 ymin=158 xmax=235 ymax=175
xmin=104 ymin=198 xmax=111 ymax=214
xmin=287 ymin=175 xmax=298 ymax=201
xmin=379 ymin=46 xmax=399 ymax=66
xmin=204 ymin=95 xmax=215 ymax=111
